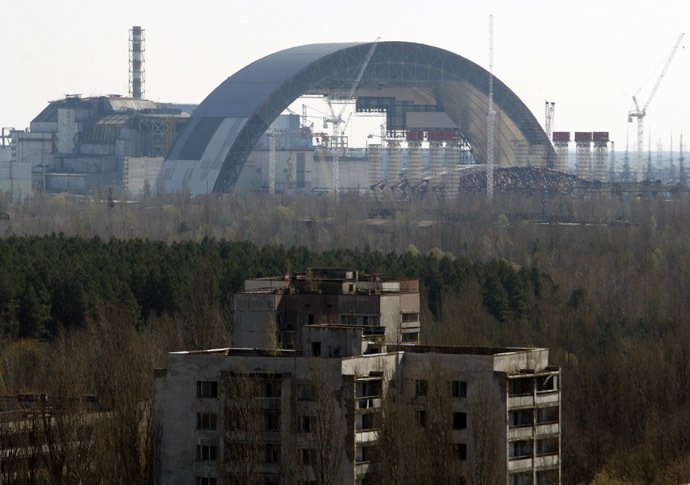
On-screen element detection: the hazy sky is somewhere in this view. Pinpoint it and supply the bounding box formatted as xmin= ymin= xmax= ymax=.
xmin=2 ymin=0 xmax=689 ymax=151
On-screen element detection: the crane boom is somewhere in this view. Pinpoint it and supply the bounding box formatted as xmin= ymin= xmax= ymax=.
xmin=628 ymin=33 xmax=685 ymax=181
xmin=642 ymin=33 xmax=685 ymax=113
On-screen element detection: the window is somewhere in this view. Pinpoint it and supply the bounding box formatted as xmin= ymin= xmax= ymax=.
xmin=297 ymin=383 xmax=314 ymax=401
xmin=264 ymin=443 xmax=280 ymax=464
xmin=509 ymin=409 xmax=533 ymax=428
xmin=196 ymin=413 xmax=217 ymax=430
xmin=299 ymin=415 xmax=315 ymax=433
xmin=510 ymin=472 xmax=533 ymax=485
xmin=196 ymin=444 xmax=218 ymax=461
xmin=537 ymin=469 xmax=559 ymax=485
xmin=358 ymin=413 xmax=376 ymax=431
xmin=340 ymin=314 xmax=380 ymax=326
xmin=307 ymin=313 xmax=314 ymax=324
xmin=451 ymin=380 xmax=467 ymax=398
xmin=453 ymin=443 xmax=467 ymax=460
xmin=415 ymin=410 xmax=427 ymax=427
xmin=401 ymin=312 xmax=419 ymax=323
xmin=264 ymin=410 xmax=280 ymax=432
xmin=537 ymin=375 xmax=558 ymax=392
xmin=537 ymin=406 xmax=559 ymax=424
xmin=402 ymin=332 xmax=418 ymax=343
xmin=536 ymin=438 xmax=559 ymax=456
xmin=311 ymin=341 xmax=321 ymax=357
xmin=301 ymin=448 xmax=316 ymax=465
xmin=195 ymin=478 xmax=217 ymax=485
xmin=453 ymin=412 xmax=467 ymax=430
xmin=355 ymin=380 xmax=381 ymax=398
xmin=415 ymin=379 xmax=428 ymax=397
xmin=196 ymin=381 xmax=218 ymax=398
xmin=355 ymin=445 xmax=375 ymax=463
xmin=509 ymin=378 xmax=533 ymax=396
xmin=264 ymin=380 xmax=281 ymax=398
xmin=509 ymin=440 xmax=533 ymax=459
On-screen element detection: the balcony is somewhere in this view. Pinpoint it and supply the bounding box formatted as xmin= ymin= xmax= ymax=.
xmin=356 ymin=396 xmax=382 ymax=410
xmin=508 ymin=457 xmax=533 ymax=472
xmin=536 ymin=390 xmax=559 ymax=406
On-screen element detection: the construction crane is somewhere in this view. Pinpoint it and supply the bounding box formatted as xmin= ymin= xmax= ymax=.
xmin=628 ymin=33 xmax=685 ymax=181
xmin=324 ymin=38 xmax=380 ymax=194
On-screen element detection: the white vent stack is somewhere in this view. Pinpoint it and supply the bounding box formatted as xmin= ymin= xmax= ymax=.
xmin=129 ymin=26 xmax=145 ymax=99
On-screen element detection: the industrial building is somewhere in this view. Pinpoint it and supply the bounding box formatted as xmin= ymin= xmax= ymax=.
xmin=154 ymin=269 xmax=561 ymax=485
xmin=8 ymin=95 xmax=192 ymax=196
xmin=159 ymin=41 xmax=555 ymax=195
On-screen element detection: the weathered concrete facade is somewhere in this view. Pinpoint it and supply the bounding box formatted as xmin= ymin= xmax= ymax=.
xmin=155 ymin=340 xmax=560 ymax=484
xmin=233 ymin=268 xmax=421 ymax=349
xmin=155 ymin=269 xmax=560 ymax=485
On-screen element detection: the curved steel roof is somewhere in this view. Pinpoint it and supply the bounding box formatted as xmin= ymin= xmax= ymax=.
xmin=160 ymin=41 xmax=553 ymax=194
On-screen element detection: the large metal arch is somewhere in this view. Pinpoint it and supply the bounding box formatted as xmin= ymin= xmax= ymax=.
xmin=160 ymin=41 xmax=553 ymax=194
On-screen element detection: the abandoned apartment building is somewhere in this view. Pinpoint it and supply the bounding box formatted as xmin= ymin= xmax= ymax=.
xmin=154 ymin=268 xmax=561 ymax=485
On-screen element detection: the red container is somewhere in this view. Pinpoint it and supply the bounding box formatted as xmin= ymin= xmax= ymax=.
xmin=574 ymin=131 xmax=593 ymax=143
xmin=592 ymin=132 xmax=609 ymax=143
xmin=552 ymin=131 xmax=570 ymax=142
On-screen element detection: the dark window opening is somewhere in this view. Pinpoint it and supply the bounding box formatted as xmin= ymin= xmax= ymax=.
xmin=453 ymin=412 xmax=467 ymax=430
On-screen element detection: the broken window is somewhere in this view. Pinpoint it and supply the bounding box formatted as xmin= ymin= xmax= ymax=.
xmin=311 ymin=341 xmax=321 ymax=357
xmin=357 ymin=413 xmax=376 ymax=431
xmin=452 ymin=412 xmax=467 ymax=430
xmin=355 ymin=445 xmax=375 ymax=463
xmin=264 ymin=410 xmax=280 ymax=432
xmin=509 ymin=378 xmax=533 ymax=396
xmin=415 ymin=379 xmax=428 ymax=397
xmin=299 ymin=415 xmax=315 ymax=433
xmin=453 ymin=443 xmax=467 ymax=460
xmin=537 ymin=375 xmax=559 ymax=392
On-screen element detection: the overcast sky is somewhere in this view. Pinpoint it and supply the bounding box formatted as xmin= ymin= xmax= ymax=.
xmin=2 ymin=0 xmax=689 ymax=152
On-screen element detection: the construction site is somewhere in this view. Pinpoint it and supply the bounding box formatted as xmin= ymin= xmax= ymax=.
xmin=0 ymin=27 xmax=687 ymax=201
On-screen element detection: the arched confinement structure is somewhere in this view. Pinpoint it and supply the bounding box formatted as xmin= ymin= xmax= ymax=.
xmin=159 ymin=41 xmax=554 ymax=194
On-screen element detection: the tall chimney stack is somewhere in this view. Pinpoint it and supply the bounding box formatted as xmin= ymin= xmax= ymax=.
xmin=129 ymin=26 xmax=145 ymax=99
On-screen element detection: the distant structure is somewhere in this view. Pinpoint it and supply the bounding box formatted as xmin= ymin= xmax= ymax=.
xmin=574 ymin=132 xmax=592 ymax=180
xmin=129 ymin=26 xmax=145 ymax=100
xmin=592 ymin=132 xmax=609 ymax=182
xmin=154 ymin=268 xmax=562 ymax=485
xmin=11 ymin=95 xmax=192 ymax=196
xmin=552 ymin=132 xmax=570 ymax=172
xmin=159 ymin=41 xmax=554 ymax=194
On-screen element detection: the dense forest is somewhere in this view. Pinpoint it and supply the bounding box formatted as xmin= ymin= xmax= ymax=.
xmin=1 ymin=191 xmax=690 ymax=484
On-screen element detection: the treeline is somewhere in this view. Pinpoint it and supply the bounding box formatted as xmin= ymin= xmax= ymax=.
xmin=2 ymin=190 xmax=690 ymax=483
xmin=0 ymin=234 xmax=543 ymax=344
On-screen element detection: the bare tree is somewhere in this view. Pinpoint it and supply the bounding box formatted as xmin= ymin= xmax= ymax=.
xmin=221 ymin=370 xmax=263 ymax=485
